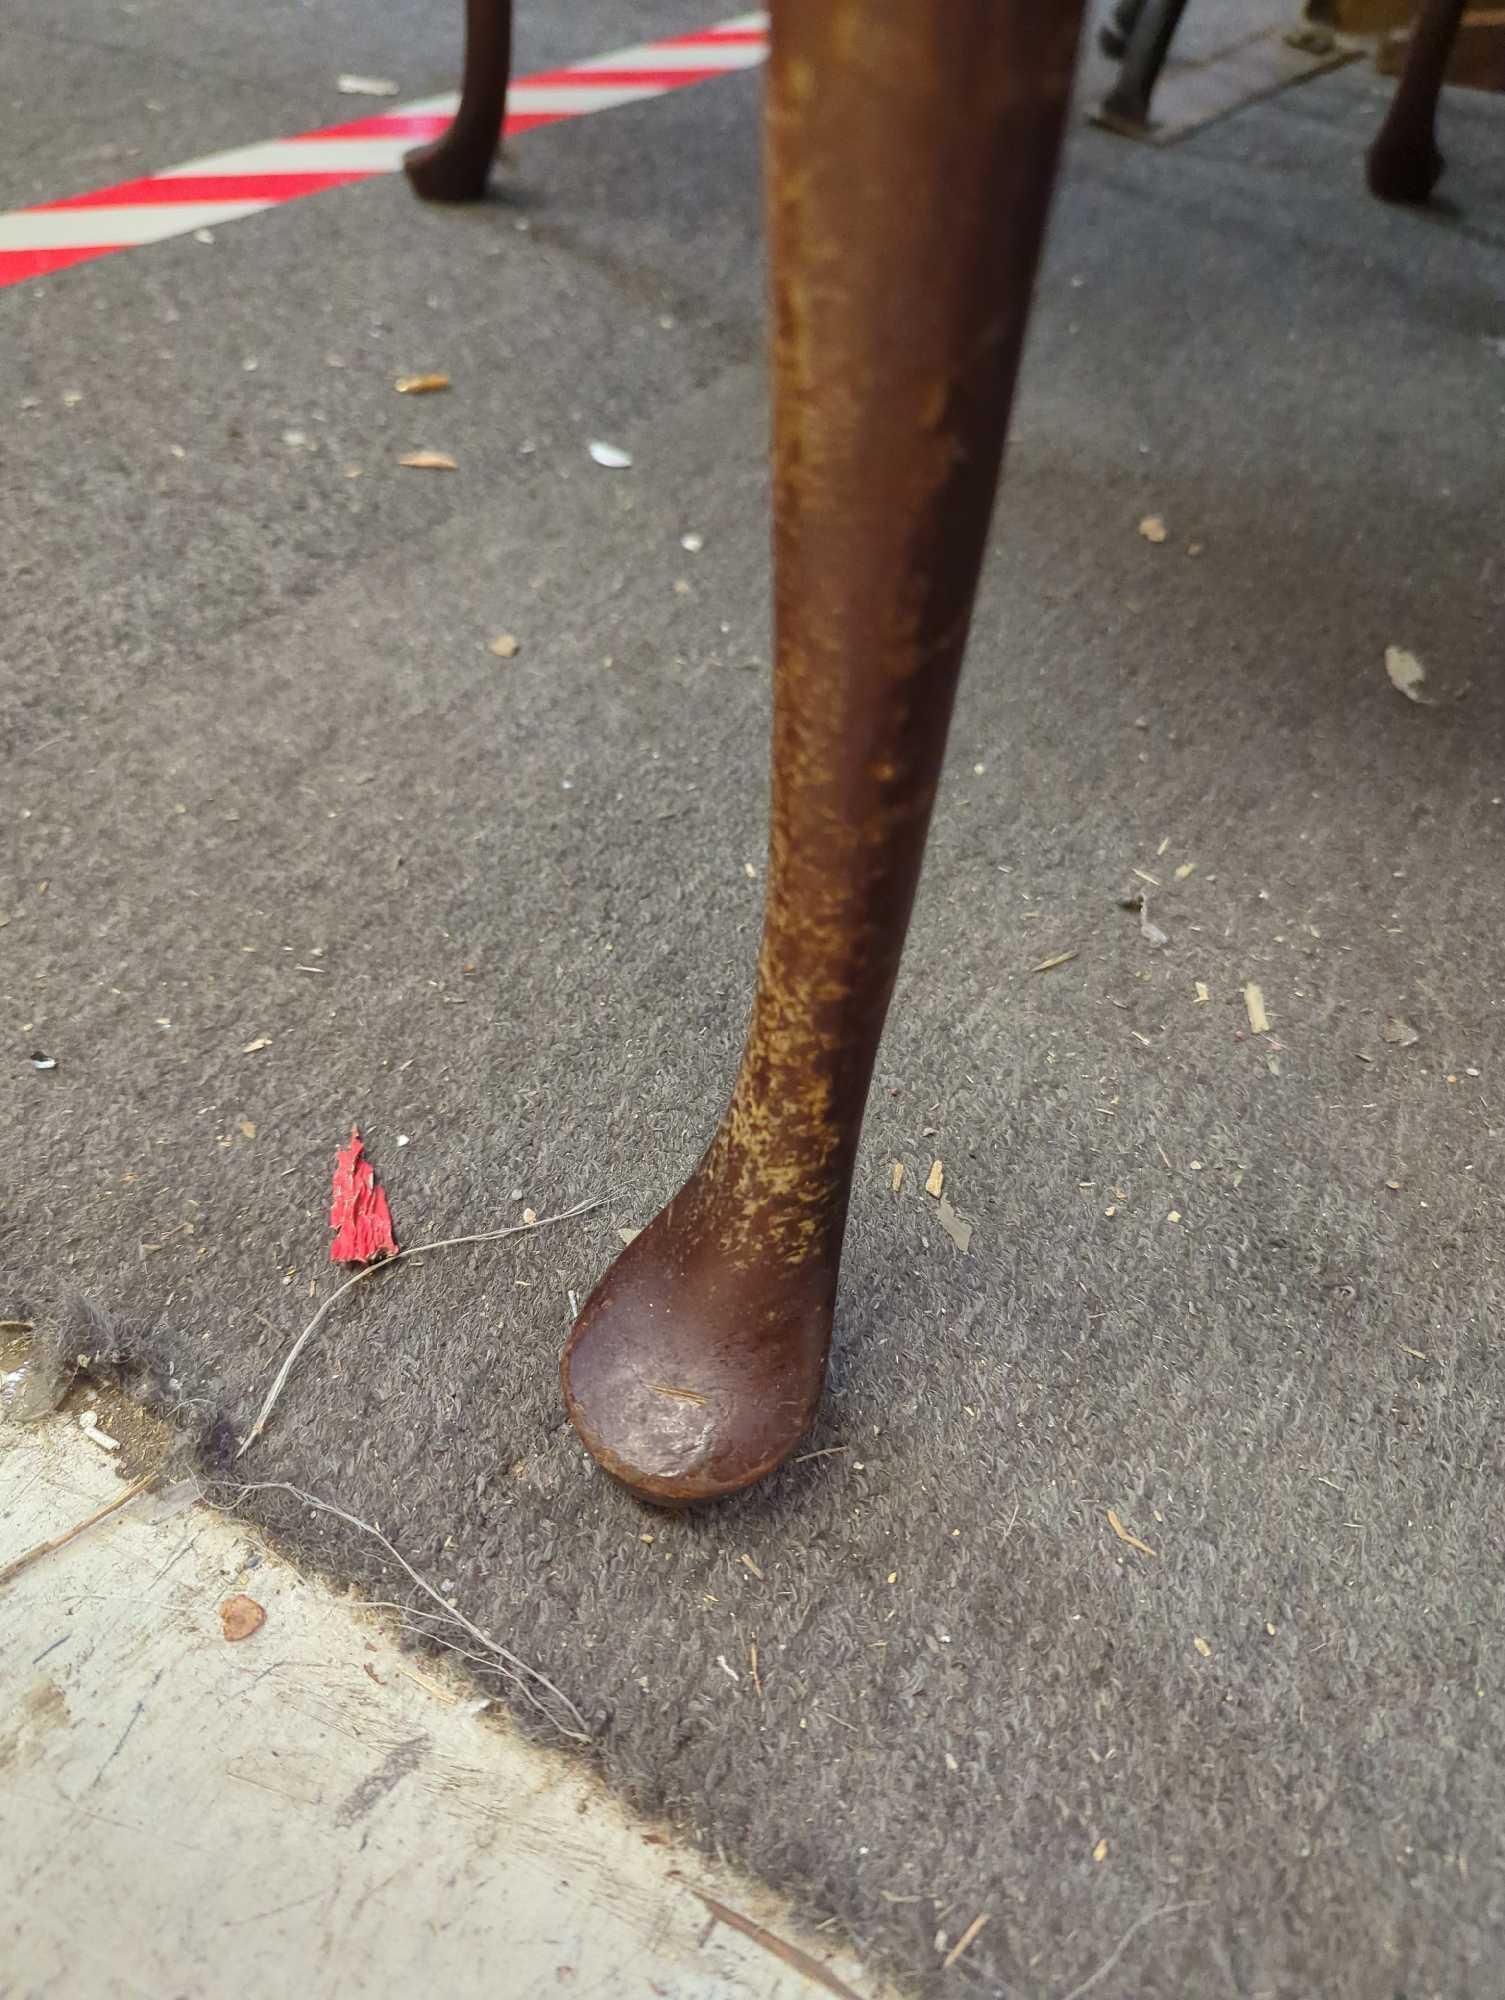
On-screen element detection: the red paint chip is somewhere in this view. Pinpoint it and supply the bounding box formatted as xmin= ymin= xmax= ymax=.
xmin=329 ymin=1126 xmax=398 ymax=1264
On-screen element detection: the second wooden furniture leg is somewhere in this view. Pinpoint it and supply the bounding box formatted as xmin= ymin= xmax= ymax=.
xmin=1098 ymin=0 xmax=1191 ymax=132
xmin=563 ymin=0 xmax=1087 ymax=1505
xmin=1367 ymin=0 xmax=1470 ymax=202
xmin=404 ymin=0 xmax=513 ymax=203
xmin=1100 ymin=0 xmax=1153 ymax=60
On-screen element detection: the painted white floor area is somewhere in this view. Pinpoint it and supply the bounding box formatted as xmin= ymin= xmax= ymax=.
xmin=2 ymin=1420 xmax=890 ymax=2000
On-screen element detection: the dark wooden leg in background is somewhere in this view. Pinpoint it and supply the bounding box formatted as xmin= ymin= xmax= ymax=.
xmin=1097 ymin=0 xmax=1191 ymax=132
xmin=1367 ymin=0 xmax=1469 ymax=202
xmin=404 ymin=0 xmax=513 ymax=202
xmin=1100 ymin=0 xmax=1151 ymax=60
xmin=563 ymin=0 xmax=1087 ymax=1505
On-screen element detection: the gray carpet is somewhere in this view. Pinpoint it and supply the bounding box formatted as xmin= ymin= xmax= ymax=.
xmin=6 ymin=7 xmax=1505 ymax=1996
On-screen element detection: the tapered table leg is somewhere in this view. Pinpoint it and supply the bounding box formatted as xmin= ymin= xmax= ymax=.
xmin=563 ymin=0 xmax=1088 ymax=1505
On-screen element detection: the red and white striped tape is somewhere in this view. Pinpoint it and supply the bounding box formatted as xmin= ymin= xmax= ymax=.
xmin=0 ymin=13 xmax=768 ymax=292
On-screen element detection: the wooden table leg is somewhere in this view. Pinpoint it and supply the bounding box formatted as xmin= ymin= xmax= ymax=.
xmin=404 ymin=0 xmax=513 ymax=203
xmin=1367 ymin=0 xmax=1470 ymax=201
xmin=563 ymin=0 xmax=1088 ymax=1506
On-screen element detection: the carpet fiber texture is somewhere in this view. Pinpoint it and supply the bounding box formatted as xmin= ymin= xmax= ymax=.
xmin=5 ymin=16 xmax=1505 ymax=1999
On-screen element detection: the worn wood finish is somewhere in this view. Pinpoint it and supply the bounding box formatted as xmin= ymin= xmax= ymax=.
xmin=404 ymin=0 xmax=513 ymax=202
xmin=562 ymin=0 xmax=1087 ymax=1505
xmin=1368 ymin=0 xmax=1472 ymax=200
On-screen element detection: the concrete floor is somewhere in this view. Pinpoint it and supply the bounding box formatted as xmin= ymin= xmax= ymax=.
xmin=1 ymin=1408 xmax=891 ymax=2000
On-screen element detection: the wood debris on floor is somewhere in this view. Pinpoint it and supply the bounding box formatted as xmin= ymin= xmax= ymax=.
xmin=218 ymin=1593 xmax=267 ymax=1641
xmin=1384 ymin=644 xmax=1431 ymax=704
